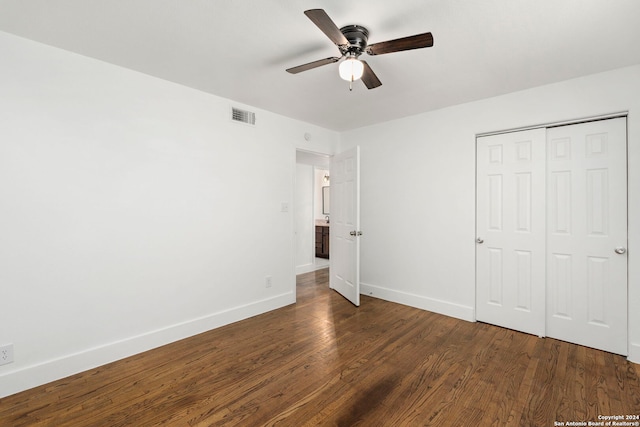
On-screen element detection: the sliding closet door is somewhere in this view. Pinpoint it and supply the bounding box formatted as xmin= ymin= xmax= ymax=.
xmin=476 ymin=129 xmax=546 ymax=336
xmin=546 ymin=118 xmax=628 ymax=355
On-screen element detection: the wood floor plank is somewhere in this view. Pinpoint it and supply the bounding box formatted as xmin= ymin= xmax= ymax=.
xmin=1 ymin=268 xmax=639 ymax=426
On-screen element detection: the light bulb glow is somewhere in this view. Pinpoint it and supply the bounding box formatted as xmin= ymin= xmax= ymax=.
xmin=339 ymin=58 xmax=364 ymax=81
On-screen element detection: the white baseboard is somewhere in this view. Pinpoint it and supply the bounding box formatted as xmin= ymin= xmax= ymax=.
xmin=360 ymin=282 xmax=475 ymax=322
xmin=0 ymin=292 xmax=295 ymax=398
xmin=296 ymin=262 xmax=329 ymax=275
xmin=628 ymin=342 xmax=640 ymax=364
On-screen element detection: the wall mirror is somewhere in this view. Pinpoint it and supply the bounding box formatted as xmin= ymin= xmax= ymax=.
xmin=322 ymin=186 xmax=330 ymax=214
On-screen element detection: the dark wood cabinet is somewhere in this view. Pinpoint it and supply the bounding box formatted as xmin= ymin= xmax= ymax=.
xmin=315 ymin=225 xmax=330 ymax=259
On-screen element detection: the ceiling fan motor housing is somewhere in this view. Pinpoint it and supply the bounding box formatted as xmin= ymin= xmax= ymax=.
xmin=340 ymin=25 xmax=369 ymax=57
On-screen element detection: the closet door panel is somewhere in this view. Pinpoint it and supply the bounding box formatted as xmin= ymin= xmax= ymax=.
xmin=546 ymin=118 xmax=628 ymax=355
xmin=476 ymin=129 xmax=546 ymax=336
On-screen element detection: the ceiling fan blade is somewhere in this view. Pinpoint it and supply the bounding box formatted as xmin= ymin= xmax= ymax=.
xmin=304 ymin=9 xmax=349 ymax=47
xmin=360 ymin=61 xmax=382 ymax=89
xmin=366 ymin=32 xmax=433 ymax=56
xmin=286 ymin=57 xmax=341 ymax=74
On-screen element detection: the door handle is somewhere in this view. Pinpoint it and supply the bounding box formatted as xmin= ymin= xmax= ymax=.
xmin=350 ymin=231 xmax=363 ymax=236
xmin=614 ymin=246 xmax=627 ymax=254
xmin=476 ymin=238 xmax=484 ymax=244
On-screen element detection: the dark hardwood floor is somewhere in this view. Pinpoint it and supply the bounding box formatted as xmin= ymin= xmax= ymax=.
xmin=1 ymin=268 xmax=639 ymax=426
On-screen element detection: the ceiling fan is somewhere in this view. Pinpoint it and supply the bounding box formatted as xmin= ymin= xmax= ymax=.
xmin=286 ymin=9 xmax=434 ymax=90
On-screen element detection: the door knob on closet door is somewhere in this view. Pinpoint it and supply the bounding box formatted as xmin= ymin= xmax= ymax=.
xmin=476 ymin=238 xmax=484 ymax=244
xmin=614 ymin=246 xmax=627 ymax=254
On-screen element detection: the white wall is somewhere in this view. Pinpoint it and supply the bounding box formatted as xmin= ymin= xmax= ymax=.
xmin=0 ymin=31 xmax=338 ymax=397
xmin=341 ymin=65 xmax=640 ymax=363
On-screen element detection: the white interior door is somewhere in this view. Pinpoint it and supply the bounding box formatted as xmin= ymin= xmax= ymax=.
xmin=546 ymin=118 xmax=628 ymax=355
xmin=476 ymin=129 xmax=547 ymax=336
xmin=330 ymin=146 xmax=360 ymax=306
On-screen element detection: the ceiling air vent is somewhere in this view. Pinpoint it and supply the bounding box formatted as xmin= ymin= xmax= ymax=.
xmin=231 ymin=107 xmax=256 ymax=125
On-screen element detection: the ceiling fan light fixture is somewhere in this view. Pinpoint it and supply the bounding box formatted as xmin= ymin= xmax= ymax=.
xmin=339 ymin=57 xmax=364 ymax=82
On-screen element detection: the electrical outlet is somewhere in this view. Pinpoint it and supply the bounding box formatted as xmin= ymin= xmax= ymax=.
xmin=0 ymin=344 xmax=14 ymax=366
xmin=265 ymin=276 xmax=272 ymax=288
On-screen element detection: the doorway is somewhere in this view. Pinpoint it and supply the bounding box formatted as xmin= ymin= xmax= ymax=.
xmin=295 ymin=150 xmax=330 ymax=275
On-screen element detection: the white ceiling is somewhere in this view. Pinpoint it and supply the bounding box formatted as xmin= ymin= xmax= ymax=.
xmin=1 ymin=0 xmax=639 ymax=131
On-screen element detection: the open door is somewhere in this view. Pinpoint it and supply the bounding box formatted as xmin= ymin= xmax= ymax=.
xmin=329 ymin=146 xmax=361 ymax=306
